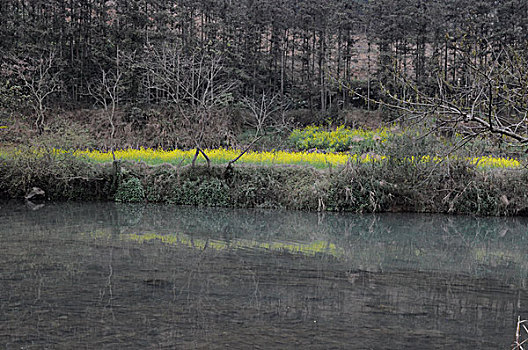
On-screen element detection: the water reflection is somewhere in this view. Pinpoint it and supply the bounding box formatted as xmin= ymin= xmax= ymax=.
xmin=0 ymin=201 xmax=527 ymax=349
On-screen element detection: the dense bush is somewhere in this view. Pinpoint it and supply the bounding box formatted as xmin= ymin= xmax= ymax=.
xmin=288 ymin=125 xmax=389 ymax=153
xmin=115 ymin=177 xmax=145 ymax=203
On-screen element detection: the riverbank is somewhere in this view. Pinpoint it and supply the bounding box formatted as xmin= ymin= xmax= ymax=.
xmin=1 ymin=148 xmax=527 ymax=216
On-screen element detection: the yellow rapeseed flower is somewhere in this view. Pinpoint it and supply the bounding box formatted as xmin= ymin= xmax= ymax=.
xmin=67 ymin=148 xmax=525 ymax=170
xmin=2 ymin=146 xmax=521 ymax=170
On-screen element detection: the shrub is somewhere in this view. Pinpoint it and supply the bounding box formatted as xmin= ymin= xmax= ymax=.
xmin=288 ymin=125 xmax=389 ymax=153
xmin=176 ymin=178 xmax=230 ymax=207
xmin=115 ymin=177 xmax=145 ymax=203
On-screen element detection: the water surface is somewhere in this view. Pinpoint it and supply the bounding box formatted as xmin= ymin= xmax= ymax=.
xmin=1 ymin=202 xmax=527 ymax=349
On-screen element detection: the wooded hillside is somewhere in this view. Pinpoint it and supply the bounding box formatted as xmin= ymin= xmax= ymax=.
xmin=1 ymin=0 xmax=527 ymax=116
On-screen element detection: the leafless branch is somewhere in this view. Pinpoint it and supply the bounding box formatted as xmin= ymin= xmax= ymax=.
xmin=87 ymin=49 xmax=123 ymax=150
xmin=142 ymin=44 xmax=235 ymax=165
xmin=15 ymin=51 xmax=61 ymax=132
xmin=242 ymin=92 xmax=286 ymax=137
xmin=351 ymin=44 xmax=528 ymax=147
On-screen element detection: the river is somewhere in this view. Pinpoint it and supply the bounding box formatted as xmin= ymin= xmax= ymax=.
xmin=1 ymin=201 xmax=527 ymax=349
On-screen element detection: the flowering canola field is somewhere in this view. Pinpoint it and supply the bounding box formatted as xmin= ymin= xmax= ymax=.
xmin=68 ymin=147 xmax=522 ymax=170
xmin=0 ymin=123 xmax=522 ymax=170
xmin=75 ymin=148 xmax=352 ymax=168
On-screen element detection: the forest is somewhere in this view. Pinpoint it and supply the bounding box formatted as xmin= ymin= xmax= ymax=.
xmin=1 ymin=0 xmax=527 ymax=136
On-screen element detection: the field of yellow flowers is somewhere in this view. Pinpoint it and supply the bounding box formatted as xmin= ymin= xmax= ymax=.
xmin=74 ymin=148 xmax=354 ymax=168
xmin=68 ymin=147 xmax=521 ymax=170
xmin=0 ymin=126 xmax=522 ymax=170
xmin=72 ymin=124 xmax=521 ymax=170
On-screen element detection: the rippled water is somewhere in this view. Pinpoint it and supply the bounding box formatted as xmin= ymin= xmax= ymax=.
xmin=1 ymin=201 xmax=527 ymax=349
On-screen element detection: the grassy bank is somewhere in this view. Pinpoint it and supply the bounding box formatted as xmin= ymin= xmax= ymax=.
xmin=1 ymin=145 xmax=527 ymax=216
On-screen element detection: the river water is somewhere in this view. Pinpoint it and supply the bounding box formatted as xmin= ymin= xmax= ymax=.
xmin=1 ymin=201 xmax=527 ymax=349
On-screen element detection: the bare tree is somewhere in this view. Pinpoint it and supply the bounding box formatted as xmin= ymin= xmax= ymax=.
xmin=368 ymin=43 xmax=528 ymax=149
xmin=242 ymin=91 xmax=286 ymax=137
xmin=144 ymin=43 xmax=294 ymax=169
xmin=15 ymin=51 xmax=61 ymax=133
xmin=87 ymin=60 xmax=123 ymax=152
xmin=143 ymin=43 xmax=234 ymax=166
xmin=223 ymin=91 xmax=291 ymax=170
xmin=514 ymin=316 xmax=528 ymax=350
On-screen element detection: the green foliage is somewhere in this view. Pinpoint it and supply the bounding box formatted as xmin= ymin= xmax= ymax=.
xmin=115 ymin=177 xmax=145 ymax=203
xmin=0 ymin=75 xmax=29 ymax=111
xmin=288 ymin=125 xmax=389 ymax=153
xmin=172 ymin=177 xmax=230 ymax=207
xmin=228 ymin=167 xmax=281 ymax=208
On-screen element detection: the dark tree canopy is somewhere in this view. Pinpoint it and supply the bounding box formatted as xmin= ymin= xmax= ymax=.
xmin=1 ymin=0 xmax=527 ymax=119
